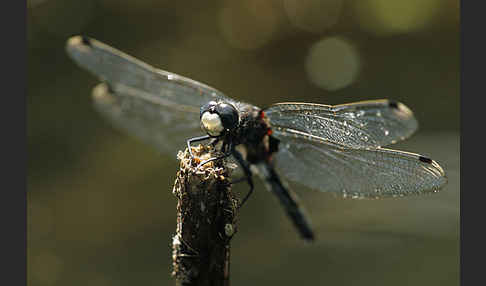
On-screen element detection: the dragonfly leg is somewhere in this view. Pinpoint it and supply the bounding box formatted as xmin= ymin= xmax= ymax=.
xmin=209 ymin=138 xmax=220 ymax=147
xmin=196 ymin=153 xmax=231 ymax=169
xmin=231 ymin=149 xmax=254 ymax=208
xmin=196 ymin=142 xmax=233 ymax=169
xmin=186 ymin=135 xmax=211 ymax=158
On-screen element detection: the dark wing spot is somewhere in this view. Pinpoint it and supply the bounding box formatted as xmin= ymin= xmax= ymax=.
xmin=388 ymin=101 xmax=399 ymax=109
xmin=419 ymin=156 xmax=433 ymax=164
xmin=81 ymin=36 xmax=92 ymax=46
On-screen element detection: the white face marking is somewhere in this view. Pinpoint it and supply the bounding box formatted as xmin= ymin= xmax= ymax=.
xmin=201 ymin=111 xmax=224 ymax=136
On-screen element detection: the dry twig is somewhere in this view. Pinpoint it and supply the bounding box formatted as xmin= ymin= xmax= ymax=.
xmin=172 ymin=145 xmax=238 ymax=286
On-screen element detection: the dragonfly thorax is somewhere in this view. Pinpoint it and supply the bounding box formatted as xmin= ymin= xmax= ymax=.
xmin=200 ymin=101 xmax=239 ymax=137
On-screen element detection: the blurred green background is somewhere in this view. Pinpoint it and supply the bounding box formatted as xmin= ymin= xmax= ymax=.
xmin=27 ymin=0 xmax=459 ymax=285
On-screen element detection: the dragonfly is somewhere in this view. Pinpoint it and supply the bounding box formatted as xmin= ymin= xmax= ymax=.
xmin=66 ymin=36 xmax=447 ymax=241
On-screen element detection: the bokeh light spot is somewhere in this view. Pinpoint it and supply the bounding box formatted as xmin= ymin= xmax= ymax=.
xmin=219 ymin=0 xmax=283 ymax=50
xmin=353 ymin=0 xmax=441 ymax=36
xmin=305 ymin=37 xmax=361 ymax=91
xmin=283 ymin=0 xmax=343 ymax=33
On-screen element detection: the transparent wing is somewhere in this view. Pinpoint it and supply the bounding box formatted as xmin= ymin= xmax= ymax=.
xmin=65 ymin=36 xmax=239 ymax=154
xmin=66 ymin=36 xmax=238 ymax=108
xmin=264 ymin=100 xmax=418 ymax=149
xmin=273 ymin=136 xmax=447 ymax=198
xmin=91 ymin=83 xmax=203 ymax=155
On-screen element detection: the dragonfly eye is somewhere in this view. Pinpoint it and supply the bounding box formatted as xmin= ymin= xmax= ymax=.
xmin=199 ymin=101 xmax=239 ymax=137
xmin=200 ymin=101 xmax=218 ymax=117
xmin=214 ymin=102 xmax=239 ymax=131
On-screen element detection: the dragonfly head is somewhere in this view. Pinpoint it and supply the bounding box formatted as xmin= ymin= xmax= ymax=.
xmin=200 ymin=101 xmax=239 ymax=137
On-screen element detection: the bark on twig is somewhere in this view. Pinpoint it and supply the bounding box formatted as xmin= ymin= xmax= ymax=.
xmin=172 ymin=145 xmax=238 ymax=286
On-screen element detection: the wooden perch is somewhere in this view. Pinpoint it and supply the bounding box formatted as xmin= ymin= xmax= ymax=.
xmin=172 ymin=145 xmax=238 ymax=286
